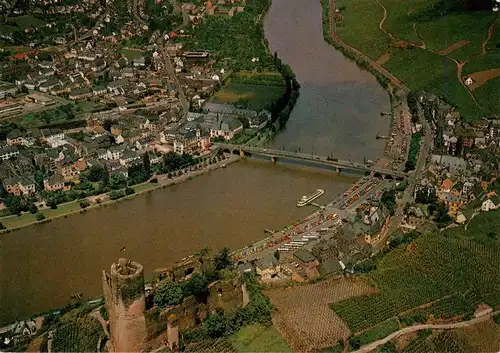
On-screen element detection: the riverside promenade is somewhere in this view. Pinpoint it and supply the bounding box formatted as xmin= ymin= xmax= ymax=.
xmin=233 ymin=175 xmax=390 ymax=262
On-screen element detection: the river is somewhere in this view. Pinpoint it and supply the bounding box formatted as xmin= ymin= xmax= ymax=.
xmin=263 ymin=0 xmax=391 ymax=162
xmin=0 ymin=0 xmax=391 ymax=324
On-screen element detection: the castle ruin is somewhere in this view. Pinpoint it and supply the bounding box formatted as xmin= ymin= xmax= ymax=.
xmin=103 ymin=258 xmax=147 ymax=353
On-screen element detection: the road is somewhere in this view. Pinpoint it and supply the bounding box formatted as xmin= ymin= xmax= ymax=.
xmin=352 ymin=310 xmax=500 ymax=353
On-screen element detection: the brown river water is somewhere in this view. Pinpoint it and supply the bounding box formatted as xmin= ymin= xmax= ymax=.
xmin=0 ymin=0 xmax=390 ymax=323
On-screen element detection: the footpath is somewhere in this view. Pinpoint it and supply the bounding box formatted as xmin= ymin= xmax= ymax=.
xmin=352 ymin=310 xmax=500 ymax=353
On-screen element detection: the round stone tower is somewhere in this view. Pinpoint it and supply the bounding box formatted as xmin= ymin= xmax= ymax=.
xmin=103 ymin=258 xmax=147 ymax=353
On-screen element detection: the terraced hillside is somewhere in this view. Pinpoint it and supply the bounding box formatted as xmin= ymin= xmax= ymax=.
xmin=328 ymin=0 xmax=499 ymax=120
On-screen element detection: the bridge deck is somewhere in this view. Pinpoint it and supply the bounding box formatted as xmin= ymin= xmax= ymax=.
xmin=215 ymin=144 xmax=405 ymax=178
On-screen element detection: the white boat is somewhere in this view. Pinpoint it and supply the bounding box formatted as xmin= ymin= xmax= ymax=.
xmin=297 ymin=189 xmax=325 ymax=207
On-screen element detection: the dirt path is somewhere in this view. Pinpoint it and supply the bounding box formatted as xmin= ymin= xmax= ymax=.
xmin=328 ymin=0 xmax=408 ymax=91
xmin=375 ymin=0 xmax=394 ymax=40
xmin=352 ymin=310 xmax=500 ymax=353
xmin=482 ymin=22 xmax=496 ymax=55
xmin=412 ymin=23 xmax=426 ymax=49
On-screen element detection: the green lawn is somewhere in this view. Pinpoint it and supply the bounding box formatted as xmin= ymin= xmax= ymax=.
xmin=331 ymin=210 xmax=500 ymax=334
xmin=132 ymin=182 xmax=158 ymax=193
xmin=356 ymin=318 xmax=399 ymax=346
xmin=473 ymin=76 xmax=500 ymax=114
xmin=334 ymin=0 xmax=388 ymax=60
xmin=1 ymin=201 xmax=82 ymax=229
xmin=119 ymin=48 xmax=146 ymax=60
xmin=229 ymin=324 xmax=291 ymax=353
xmin=463 ymin=51 xmax=500 ymax=75
xmin=212 ymin=82 xmax=285 ymax=111
xmin=7 ymin=15 xmax=47 ymax=29
xmin=383 ymin=48 xmax=484 ymax=121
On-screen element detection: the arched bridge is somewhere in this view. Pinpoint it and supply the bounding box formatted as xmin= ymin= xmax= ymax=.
xmin=214 ymin=143 xmax=406 ymax=179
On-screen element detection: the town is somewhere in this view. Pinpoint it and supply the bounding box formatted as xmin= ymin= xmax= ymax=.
xmin=0 ymin=0 xmax=499 ymax=351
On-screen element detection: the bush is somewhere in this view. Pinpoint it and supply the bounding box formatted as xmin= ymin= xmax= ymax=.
xmin=154 ymin=281 xmax=184 ymax=307
xmin=36 ymin=212 xmax=46 ymax=221
xmin=150 ymin=177 xmax=158 ymax=183
xmin=29 ymin=204 xmax=38 ymax=214
xmin=79 ymin=200 xmax=90 ymax=209
xmin=125 ymin=187 xmax=135 ymax=196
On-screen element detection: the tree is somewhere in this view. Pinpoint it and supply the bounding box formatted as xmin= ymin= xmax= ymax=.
xmin=29 ymin=204 xmax=38 ymax=214
xmin=143 ymin=152 xmax=151 ymax=176
xmin=203 ymin=312 xmax=227 ymax=338
xmin=435 ymin=203 xmax=452 ymax=228
xmin=36 ymin=212 xmax=46 ymax=221
xmin=380 ymin=189 xmax=396 ymax=215
xmin=87 ymin=165 xmax=109 ymax=183
xmin=79 ymin=200 xmax=90 ymax=208
xmin=273 ymin=250 xmax=280 ymax=262
xmin=5 ymin=195 xmax=22 ymax=215
xmin=213 ymin=247 xmax=232 ymax=271
xmin=154 ymin=281 xmax=184 ymax=307
xmin=182 ymin=273 xmax=209 ymax=300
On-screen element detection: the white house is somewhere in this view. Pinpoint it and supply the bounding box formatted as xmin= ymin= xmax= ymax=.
xmin=481 ymin=197 xmax=499 ymax=212
xmin=465 ymin=77 xmax=474 ymax=86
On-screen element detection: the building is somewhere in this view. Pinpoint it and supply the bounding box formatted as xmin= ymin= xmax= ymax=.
xmin=119 ymin=149 xmax=140 ymax=166
xmin=0 ymin=81 xmax=18 ymax=99
xmin=6 ymin=129 xmax=25 ymax=146
xmin=43 ymin=174 xmax=68 ymax=192
xmin=0 ymin=103 xmax=23 ymax=118
xmin=210 ymin=116 xmax=243 ymax=140
xmin=0 ymin=146 xmax=20 ymax=160
xmin=173 ymin=126 xmax=210 ymax=155
xmin=3 ymin=177 xmax=36 ymax=196
xmin=69 ymin=88 xmax=93 ymax=100
xmin=293 ymin=249 xmax=319 ymax=279
xmin=311 ymin=239 xmax=339 ymax=263
xmin=254 ymin=254 xmax=280 ymax=281
xmin=25 ymin=93 xmax=55 ymax=106
xmin=481 ymin=196 xmax=499 ymax=212
xmin=102 ymin=258 xmax=147 ymax=353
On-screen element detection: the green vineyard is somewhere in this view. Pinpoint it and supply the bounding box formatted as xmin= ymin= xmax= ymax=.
xmin=332 ymin=210 xmax=500 ymax=333
xmin=51 ymin=317 xmax=103 ymax=352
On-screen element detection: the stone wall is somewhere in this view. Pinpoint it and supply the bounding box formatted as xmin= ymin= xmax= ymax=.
xmin=160 ymin=276 xmax=246 ymax=331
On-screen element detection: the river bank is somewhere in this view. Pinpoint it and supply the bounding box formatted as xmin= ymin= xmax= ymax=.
xmin=0 ymin=154 xmax=241 ymax=234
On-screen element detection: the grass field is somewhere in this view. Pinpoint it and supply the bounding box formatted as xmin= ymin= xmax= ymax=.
xmin=120 ymin=48 xmax=146 ymax=60
xmin=331 ymin=0 xmax=499 ymax=120
xmin=229 ymin=324 xmax=291 ymax=352
xmin=331 ymin=210 xmax=500 ymax=334
xmin=1 ymin=201 xmax=83 ymax=229
xmin=212 ymin=79 xmax=285 ymax=111
xmin=7 ymin=15 xmax=47 ymax=29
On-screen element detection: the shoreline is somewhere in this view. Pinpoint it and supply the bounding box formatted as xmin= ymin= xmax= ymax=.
xmin=0 ymin=154 xmax=242 ymax=235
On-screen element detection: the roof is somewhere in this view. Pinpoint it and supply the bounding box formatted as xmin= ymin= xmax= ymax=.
xmin=255 ymin=253 xmax=278 ymax=270
xmin=7 ymin=129 xmax=24 ymax=139
xmin=293 ymin=249 xmax=316 ymax=263
xmin=121 ymin=149 xmax=138 ymax=159
xmin=442 ymin=178 xmax=454 ymax=189
xmin=0 ymin=145 xmax=19 ymax=155
xmin=318 ymin=259 xmax=342 ymax=277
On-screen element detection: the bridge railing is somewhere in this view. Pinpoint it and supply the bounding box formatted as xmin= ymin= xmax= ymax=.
xmin=214 ymin=144 xmax=404 ymax=177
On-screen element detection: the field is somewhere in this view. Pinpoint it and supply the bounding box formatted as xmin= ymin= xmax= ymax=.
xmin=229 ymin=324 xmax=291 ymax=352
xmin=120 ymin=48 xmax=147 ymax=60
xmin=331 ymin=0 xmax=499 ymax=120
xmin=51 ymin=317 xmax=103 ymax=352
xmin=263 ymin=277 xmax=375 ymax=351
xmin=331 ymin=210 xmax=500 ymax=335
xmin=212 ymin=74 xmax=285 ymax=111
